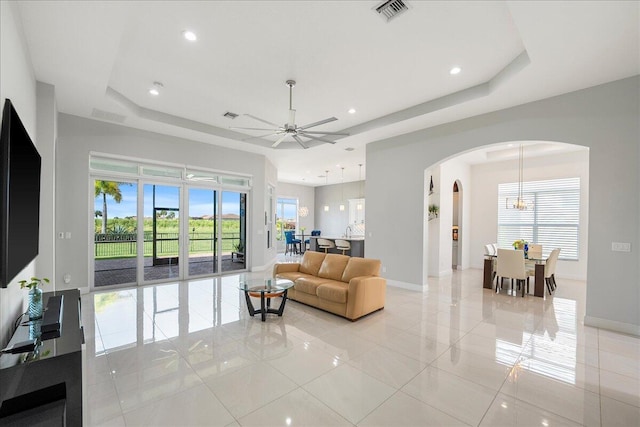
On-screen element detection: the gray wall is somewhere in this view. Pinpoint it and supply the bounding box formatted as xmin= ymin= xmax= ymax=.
xmin=55 ymin=114 xmax=275 ymax=291
xmin=367 ymin=76 xmax=639 ymax=335
xmin=315 ymin=181 xmax=364 ymax=238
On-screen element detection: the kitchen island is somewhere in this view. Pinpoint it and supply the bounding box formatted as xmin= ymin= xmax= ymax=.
xmin=308 ymin=236 xmax=365 ymax=257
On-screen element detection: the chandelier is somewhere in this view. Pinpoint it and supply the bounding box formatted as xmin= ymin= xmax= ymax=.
xmin=506 ymin=144 xmax=534 ymax=211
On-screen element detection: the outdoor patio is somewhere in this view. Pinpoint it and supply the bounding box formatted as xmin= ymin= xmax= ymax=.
xmin=94 ymin=255 xmax=245 ymax=287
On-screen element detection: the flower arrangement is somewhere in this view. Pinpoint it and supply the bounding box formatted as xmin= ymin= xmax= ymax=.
xmin=300 ymin=227 xmax=306 ymax=232
xmin=512 ymin=239 xmax=528 ymax=250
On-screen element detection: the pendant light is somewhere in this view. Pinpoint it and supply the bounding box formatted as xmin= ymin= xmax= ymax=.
xmin=339 ymin=167 xmax=345 ymax=211
xmin=506 ymin=144 xmax=534 ymax=211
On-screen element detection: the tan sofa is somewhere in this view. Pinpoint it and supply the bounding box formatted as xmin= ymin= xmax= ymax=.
xmin=273 ymin=251 xmax=386 ymax=321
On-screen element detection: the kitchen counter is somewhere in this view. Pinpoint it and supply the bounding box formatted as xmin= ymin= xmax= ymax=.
xmin=308 ymin=236 xmax=365 ymax=257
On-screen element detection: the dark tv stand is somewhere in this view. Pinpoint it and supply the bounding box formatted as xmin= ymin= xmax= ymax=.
xmin=0 ymin=289 xmax=83 ymax=426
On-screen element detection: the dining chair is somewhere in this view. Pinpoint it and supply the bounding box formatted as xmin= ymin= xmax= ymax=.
xmin=484 ymin=244 xmax=495 ymax=256
xmin=334 ymin=239 xmax=351 ymax=255
xmin=316 ymin=238 xmax=335 ymax=253
xmin=306 ymin=230 xmax=321 ymax=250
xmin=284 ymin=230 xmax=301 ymax=255
xmin=496 ymin=248 xmax=528 ymax=297
xmin=544 ymin=248 xmax=561 ymax=293
xmin=528 ymin=244 xmax=543 ymax=260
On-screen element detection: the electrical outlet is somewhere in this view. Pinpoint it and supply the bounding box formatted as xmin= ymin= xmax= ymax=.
xmin=611 ymin=242 xmax=631 ymax=252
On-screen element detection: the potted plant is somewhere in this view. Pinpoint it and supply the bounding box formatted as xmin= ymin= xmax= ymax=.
xmin=19 ymin=277 xmax=50 ymax=320
xmin=428 ymin=204 xmax=439 ymax=220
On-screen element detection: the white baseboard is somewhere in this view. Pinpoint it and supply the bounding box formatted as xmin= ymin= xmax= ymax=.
xmin=584 ymin=315 xmax=640 ymax=337
xmin=386 ymin=279 xmax=424 ymax=292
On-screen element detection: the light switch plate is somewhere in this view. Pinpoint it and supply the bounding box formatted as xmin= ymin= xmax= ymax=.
xmin=611 ymin=242 xmax=631 ymax=252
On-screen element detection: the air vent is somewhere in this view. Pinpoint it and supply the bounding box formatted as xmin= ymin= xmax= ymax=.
xmin=223 ymin=111 xmax=239 ymax=119
xmin=344 ymin=147 xmax=355 ymax=152
xmin=375 ymin=0 xmax=409 ymax=22
xmin=91 ymin=108 xmax=126 ymax=123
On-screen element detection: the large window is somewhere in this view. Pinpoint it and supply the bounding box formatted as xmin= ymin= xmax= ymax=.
xmin=276 ymin=197 xmax=298 ymax=242
xmin=498 ymin=177 xmax=580 ymax=260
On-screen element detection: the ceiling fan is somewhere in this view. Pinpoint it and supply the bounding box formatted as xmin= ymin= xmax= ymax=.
xmin=231 ymin=80 xmax=349 ymax=149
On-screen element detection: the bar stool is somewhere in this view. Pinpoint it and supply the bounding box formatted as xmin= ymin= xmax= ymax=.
xmin=335 ymin=239 xmax=351 ymax=255
xmin=317 ymin=238 xmax=335 ymax=253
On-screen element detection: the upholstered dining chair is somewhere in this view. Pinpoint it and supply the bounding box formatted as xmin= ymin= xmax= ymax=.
xmin=528 ymin=244 xmax=543 ymax=260
xmin=496 ymin=248 xmax=528 ymax=297
xmin=316 ymin=238 xmax=335 ymax=253
xmin=544 ymin=248 xmax=561 ymax=293
xmin=306 ymin=230 xmax=321 ymax=250
xmin=334 ymin=239 xmax=351 ymax=255
xmin=284 ymin=230 xmax=301 ymax=255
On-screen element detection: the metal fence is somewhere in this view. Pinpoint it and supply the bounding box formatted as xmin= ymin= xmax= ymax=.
xmin=94 ymin=232 xmax=241 ymax=259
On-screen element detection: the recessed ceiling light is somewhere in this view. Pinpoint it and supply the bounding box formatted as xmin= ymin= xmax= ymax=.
xmin=348 ymin=108 xmax=356 ymax=114
xmin=183 ymin=30 xmax=197 ymax=42
xmin=450 ymin=66 xmax=462 ymax=75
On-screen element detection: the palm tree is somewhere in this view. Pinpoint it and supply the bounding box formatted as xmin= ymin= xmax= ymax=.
xmin=95 ymin=181 xmax=122 ymax=234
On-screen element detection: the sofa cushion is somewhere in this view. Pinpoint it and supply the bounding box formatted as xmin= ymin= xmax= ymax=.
xmin=299 ymin=251 xmax=326 ymax=276
xmin=316 ymin=281 xmax=349 ymax=304
xmin=294 ymin=275 xmax=329 ymax=295
xmin=318 ymin=254 xmax=351 ymax=281
xmin=341 ymin=257 xmax=381 ymax=283
xmin=276 ymin=271 xmax=307 ymax=283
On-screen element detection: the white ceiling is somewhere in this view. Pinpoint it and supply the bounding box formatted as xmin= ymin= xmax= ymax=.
xmin=15 ymin=1 xmax=639 ymax=185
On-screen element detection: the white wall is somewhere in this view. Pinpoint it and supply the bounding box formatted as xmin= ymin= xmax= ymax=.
xmin=55 ymin=114 xmax=274 ymax=290
xmin=0 ymin=1 xmax=38 ymax=347
xmin=315 ymin=181 xmax=364 ymax=238
xmin=36 ymin=82 xmax=57 ymax=281
xmin=469 ymin=148 xmax=589 ymax=280
xmin=367 ymin=76 xmax=639 ymax=335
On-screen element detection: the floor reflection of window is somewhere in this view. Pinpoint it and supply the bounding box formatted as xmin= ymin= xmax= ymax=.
xmin=145 ymin=284 xmax=180 ymax=339
xmin=93 ymin=291 xmax=137 ymax=352
xmin=520 ymin=298 xmax=578 ymax=385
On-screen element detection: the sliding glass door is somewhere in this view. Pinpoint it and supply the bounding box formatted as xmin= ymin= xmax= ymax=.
xmin=187 ymin=187 xmax=217 ymax=276
xmin=90 ymin=156 xmax=251 ymax=289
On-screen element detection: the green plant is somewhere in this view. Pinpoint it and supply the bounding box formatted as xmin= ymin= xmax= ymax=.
xmin=19 ymin=277 xmax=50 ymax=290
xmin=233 ymin=241 xmax=244 ymax=253
xmin=428 ymin=204 xmax=439 ymax=216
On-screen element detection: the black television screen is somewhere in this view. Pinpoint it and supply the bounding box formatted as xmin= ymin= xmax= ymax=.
xmin=0 ymin=99 xmax=41 ymax=288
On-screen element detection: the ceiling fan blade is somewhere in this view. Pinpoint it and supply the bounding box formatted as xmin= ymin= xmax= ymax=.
xmin=298 ymin=130 xmax=350 ymax=136
xmin=292 ymin=135 xmax=309 ymax=149
xmin=288 ymin=109 xmax=296 ymax=127
xmin=297 ymin=133 xmax=337 ymax=144
xmin=298 ymin=116 xmax=337 ymax=130
xmin=230 ymin=126 xmax=280 ymax=132
xmin=271 ymin=133 xmax=289 ymax=148
xmin=242 ymin=132 xmax=281 ymax=141
xmin=244 ymin=114 xmax=280 ymax=128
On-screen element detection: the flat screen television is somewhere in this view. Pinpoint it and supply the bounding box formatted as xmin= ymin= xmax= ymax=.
xmin=0 ymin=99 xmax=41 ymax=288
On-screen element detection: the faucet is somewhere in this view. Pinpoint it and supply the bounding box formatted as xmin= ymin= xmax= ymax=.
xmin=345 ymin=226 xmax=352 ymax=238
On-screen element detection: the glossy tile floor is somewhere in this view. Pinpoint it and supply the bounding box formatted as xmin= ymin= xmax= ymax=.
xmin=82 ymin=262 xmax=640 ymax=426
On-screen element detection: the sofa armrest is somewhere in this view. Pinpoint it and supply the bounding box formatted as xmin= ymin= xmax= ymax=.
xmin=345 ymin=276 xmax=387 ymax=320
xmin=273 ymin=263 xmax=301 ymax=277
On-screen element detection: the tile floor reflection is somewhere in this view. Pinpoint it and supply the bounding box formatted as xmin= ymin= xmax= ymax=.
xmin=82 ymin=266 xmax=640 ymax=426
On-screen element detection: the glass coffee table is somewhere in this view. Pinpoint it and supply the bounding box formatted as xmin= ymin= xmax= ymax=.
xmin=239 ymin=278 xmax=294 ymax=321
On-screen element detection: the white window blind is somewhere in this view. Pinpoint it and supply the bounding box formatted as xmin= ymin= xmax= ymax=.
xmin=498 ymin=177 xmax=580 ymax=260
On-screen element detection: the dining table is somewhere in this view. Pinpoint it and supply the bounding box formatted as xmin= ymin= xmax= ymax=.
xmin=295 ymin=232 xmax=306 ymax=254
xmin=483 ymin=254 xmax=547 ymax=298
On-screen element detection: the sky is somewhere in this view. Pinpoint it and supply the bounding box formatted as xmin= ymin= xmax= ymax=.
xmin=94 ymin=182 xmax=242 ymax=219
